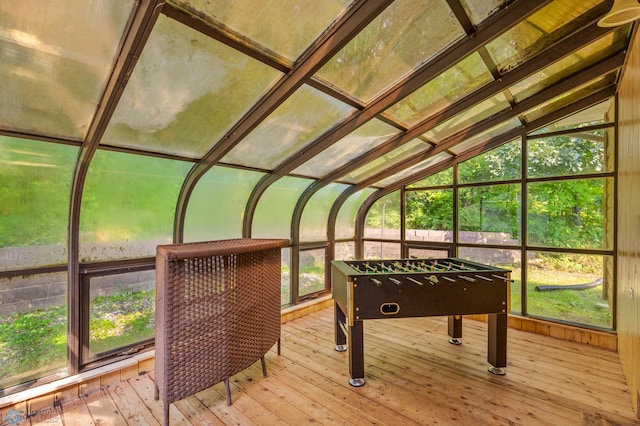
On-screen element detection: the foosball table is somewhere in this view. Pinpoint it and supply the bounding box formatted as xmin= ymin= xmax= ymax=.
xmin=331 ymin=257 xmax=512 ymax=386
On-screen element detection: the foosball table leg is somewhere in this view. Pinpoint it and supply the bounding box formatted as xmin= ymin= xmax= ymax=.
xmin=447 ymin=314 xmax=463 ymax=345
xmin=348 ymin=320 xmax=365 ymax=387
xmin=487 ymin=312 xmax=507 ymax=375
xmin=334 ymin=302 xmax=347 ymax=352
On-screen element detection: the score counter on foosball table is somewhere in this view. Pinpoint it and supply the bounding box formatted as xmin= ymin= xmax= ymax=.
xmin=331 ymin=257 xmax=512 ymax=387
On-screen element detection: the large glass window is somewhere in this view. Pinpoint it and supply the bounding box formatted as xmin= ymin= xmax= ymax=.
xmin=458 ymin=140 xmax=521 ymax=184
xmin=527 ymin=130 xmax=614 ymax=178
xmin=526 ymin=252 xmax=613 ymax=329
xmin=364 ymin=192 xmax=401 ymax=240
xmin=0 ymin=272 xmax=67 ymax=390
xmin=458 ymin=184 xmax=521 ymax=245
xmin=405 ymin=189 xmax=453 ymax=242
xmin=184 ymin=166 xmax=264 ymax=242
xmin=0 ymin=137 xmax=77 ymax=270
xmin=80 ymin=151 xmax=191 ymax=261
xmin=299 ymin=248 xmax=327 ymax=298
xmin=86 ymin=270 xmax=155 ymax=361
xmin=252 ymin=176 xmax=312 ymax=239
xmin=527 ymin=178 xmax=613 ymax=250
xmin=334 ymin=188 xmax=376 ymax=239
xmin=299 ymin=183 xmax=349 ymax=242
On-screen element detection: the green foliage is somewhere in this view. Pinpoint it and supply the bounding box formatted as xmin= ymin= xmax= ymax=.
xmin=405 ymin=189 xmax=453 ymax=230
xmin=459 ymin=140 xmax=521 ymax=184
xmin=0 ymin=306 xmax=67 ymax=382
xmin=365 ymin=193 xmax=401 ymax=230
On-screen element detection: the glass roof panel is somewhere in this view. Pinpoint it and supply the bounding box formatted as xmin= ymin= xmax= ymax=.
xmin=510 ymin=29 xmax=629 ymax=104
xmin=102 ymin=14 xmax=282 ymax=158
xmin=222 ymin=84 xmax=356 ymax=170
xmin=316 ymin=0 xmax=465 ymax=102
xmin=422 ymin=93 xmax=510 ymax=142
xmin=449 ymin=117 xmax=521 ymax=155
xmin=300 ymin=183 xmax=350 ymax=242
xmin=0 ymin=1 xmax=135 ymax=140
xmin=184 ymin=166 xmax=264 ymax=242
xmin=168 ymin=0 xmax=354 ymax=63
xmin=340 ymin=139 xmax=429 ymax=184
xmin=530 ymin=98 xmax=614 ymax=135
xmin=459 ymin=0 xmax=514 ymax=26
xmin=407 ymin=167 xmax=453 ymax=188
xmin=373 ymin=152 xmax=452 ymax=188
xmin=79 ymin=150 xmax=192 ymax=262
xmin=522 ymin=73 xmax=617 ymax=125
xmin=0 ymin=136 xmax=78 ymax=270
xmin=252 ymin=176 xmax=312 ymax=239
xmin=383 ymin=53 xmax=493 ymax=128
xmin=485 ymin=0 xmax=603 ymax=73
xmin=335 ymin=188 xmax=376 ymax=239
xmin=292 ymin=119 xmax=401 ymax=178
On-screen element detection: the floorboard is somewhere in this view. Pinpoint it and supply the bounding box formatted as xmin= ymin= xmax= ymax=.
xmin=52 ymin=308 xmax=638 ymax=426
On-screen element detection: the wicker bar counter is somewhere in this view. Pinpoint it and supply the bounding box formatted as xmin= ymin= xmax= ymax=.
xmin=153 ymin=238 xmax=289 ymax=426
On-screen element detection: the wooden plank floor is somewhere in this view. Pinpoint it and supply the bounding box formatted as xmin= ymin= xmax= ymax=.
xmin=26 ymin=308 xmax=639 ymax=425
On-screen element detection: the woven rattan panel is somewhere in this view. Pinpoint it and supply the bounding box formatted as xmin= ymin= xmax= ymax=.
xmin=154 ymin=238 xmax=289 ymax=423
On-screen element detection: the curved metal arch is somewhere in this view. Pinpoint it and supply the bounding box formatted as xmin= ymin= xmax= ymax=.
xmin=67 ymin=0 xmax=165 ymax=374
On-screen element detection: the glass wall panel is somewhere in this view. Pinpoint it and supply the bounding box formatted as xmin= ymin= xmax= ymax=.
xmin=316 ymin=0 xmax=464 ymax=102
xmin=341 ymin=139 xmax=429 ymax=184
xmin=485 ymin=0 xmax=604 ymax=73
xmin=334 ymin=242 xmax=355 ymax=261
xmin=458 ymin=184 xmax=521 ymax=245
xmin=458 ymin=247 xmax=522 ymax=314
xmin=0 ymin=137 xmax=77 ymax=270
xmin=364 ymin=192 xmax=401 ymax=239
xmin=299 ymin=248 xmax=327 ymax=297
xmin=222 ymin=85 xmax=356 ymax=170
xmin=383 ymin=53 xmax=492 ymax=127
xmin=252 ymin=176 xmax=312 ymax=239
xmin=363 ymin=242 xmax=401 ymax=260
xmin=459 ymin=139 xmax=521 ymax=184
xmin=407 ymin=168 xmax=453 ymax=188
xmin=0 ymin=272 xmax=67 ymax=390
xmin=526 ymin=252 xmax=613 ymax=329
xmin=334 ymin=188 xmax=376 ymax=239
xmin=87 ymin=270 xmax=155 ymax=359
xmin=80 ymin=150 xmax=191 ymax=261
xmin=527 ymin=178 xmax=613 ymax=250
xmin=405 ymin=189 xmax=453 ymax=243
xmin=184 ymin=166 xmax=264 ymax=242
xmin=422 ymin=94 xmax=510 ymax=143
xmin=180 ymin=0 xmax=353 ymax=62
xmin=292 ymin=119 xmax=401 ymax=178
xmin=373 ymin=152 xmax=452 ymax=188
xmin=281 ymin=247 xmax=291 ymax=306
xmin=530 ymin=99 xmax=614 ymax=135
xmin=103 ymin=15 xmax=282 ymax=158
xmin=527 ymin=130 xmax=614 ymax=179
xmin=449 ymin=118 xmax=522 ymax=155
xmin=300 ymin=183 xmax=349 ymax=242
xmin=0 ymin=1 xmax=135 ymax=139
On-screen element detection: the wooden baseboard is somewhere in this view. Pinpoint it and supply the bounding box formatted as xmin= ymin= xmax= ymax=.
xmin=466 ymin=314 xmax=617 ymax=351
